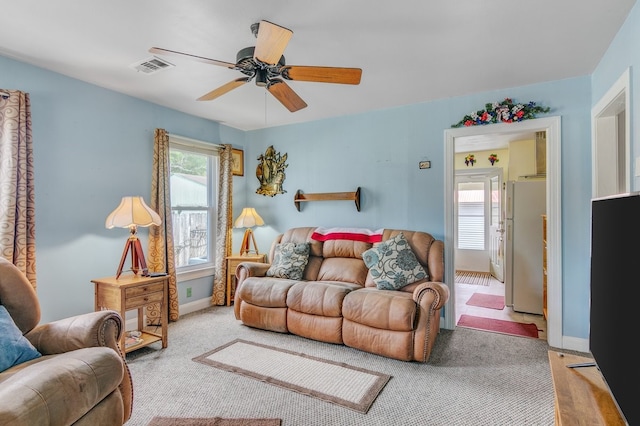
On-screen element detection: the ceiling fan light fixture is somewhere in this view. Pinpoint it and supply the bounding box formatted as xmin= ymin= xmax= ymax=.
xmin=255 ymin=69 xmax=268 ymax=87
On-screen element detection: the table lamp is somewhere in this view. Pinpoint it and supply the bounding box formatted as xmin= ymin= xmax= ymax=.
xmin=234 ymin=207 xmax=264 ymax=256
xmin=106 ymin=196 xmax=162 ymax=278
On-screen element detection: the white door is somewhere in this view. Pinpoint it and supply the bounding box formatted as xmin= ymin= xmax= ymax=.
xmin=455 ymin=168 xmax=502 ymax=274
xmin=489 ymin=174 xmax=504 ymax=282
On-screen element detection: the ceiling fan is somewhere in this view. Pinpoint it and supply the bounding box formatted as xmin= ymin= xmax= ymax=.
xmin=149 ymin=20 xmax=362 ymax=113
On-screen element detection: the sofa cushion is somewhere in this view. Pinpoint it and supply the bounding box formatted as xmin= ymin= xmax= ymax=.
xmin=317 ymin=257 xmax=370 ymax=286
xmin=287 ymin=281 xmax=360 ymax=317
xmin=238 ymin=277 xmax=298 ymax=308
xmin=0 ymin=306 xmax=41 ymax=373
xmin=266 ymin=242 xmax=310 ymax=280
xmin=342 ymin=288 xmax=417 ymax=331
xmin=363 ymin=232 xmax=428 ymax=290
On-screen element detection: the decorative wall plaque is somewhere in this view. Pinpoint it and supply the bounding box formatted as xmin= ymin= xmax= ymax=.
xmin=256 ymin=145 xmax=288 ymax=197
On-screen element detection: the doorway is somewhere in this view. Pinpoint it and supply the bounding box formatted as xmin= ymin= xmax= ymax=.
xmin=454 ymin=157 xmax=547 ymax=336
xmin=454 ymin=168 xmax=503 ymax=281
xmin=592 ymin=67 xmax=630 ymax=198
xmin=444 ymin=117 xmax=563 ymax=349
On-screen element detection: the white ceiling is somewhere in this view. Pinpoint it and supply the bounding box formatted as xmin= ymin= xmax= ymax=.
xmin=0 ymin=1 xmax=635 ymax=132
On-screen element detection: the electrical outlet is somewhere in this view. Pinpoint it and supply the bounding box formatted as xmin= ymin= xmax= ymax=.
xmin=186 ymin=287 xmax=192 ymax=298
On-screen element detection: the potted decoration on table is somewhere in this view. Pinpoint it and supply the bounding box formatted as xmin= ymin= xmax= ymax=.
xmin=488 ymin=153 xmax=499 ymax=165
xmin=465 ymin=154 xmax=476 ymax=166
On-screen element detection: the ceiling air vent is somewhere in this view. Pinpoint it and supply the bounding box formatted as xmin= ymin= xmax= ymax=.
xmin=130 ymin=56 xmax=174 ymax=74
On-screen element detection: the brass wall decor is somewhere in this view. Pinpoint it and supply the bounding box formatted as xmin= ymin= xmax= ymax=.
xmin=256 ymin=145 xmax=288 ymax=197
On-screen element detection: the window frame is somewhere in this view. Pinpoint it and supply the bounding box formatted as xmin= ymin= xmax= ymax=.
xmin=168 ymin=135 xmax=221 ymax=281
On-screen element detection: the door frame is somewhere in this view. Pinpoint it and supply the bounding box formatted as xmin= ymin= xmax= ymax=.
xmin=591 ymin=67 xmax=630 ymax=197
xmin=444 ymin=116 xmax=563 ymax=349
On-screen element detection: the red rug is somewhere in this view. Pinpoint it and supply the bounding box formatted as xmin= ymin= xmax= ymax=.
xmin=457 ymin=314 xmax=539 ymax=338
xmin=465 ymin=293 xmax=505 ymax=310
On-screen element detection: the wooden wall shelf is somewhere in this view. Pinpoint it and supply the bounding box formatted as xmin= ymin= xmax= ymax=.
xmin=294 ymin=187 xmax=361 ymax=212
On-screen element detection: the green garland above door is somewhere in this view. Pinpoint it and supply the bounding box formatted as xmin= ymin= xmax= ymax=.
xmin=452 ymin=98 xmax=550 ymax=128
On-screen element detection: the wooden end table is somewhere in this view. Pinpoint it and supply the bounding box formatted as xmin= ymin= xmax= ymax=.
xmin=226 ymin=254 xmax=266 ymax=306
xmin=91 ymin=274 xmax=168 ymax=353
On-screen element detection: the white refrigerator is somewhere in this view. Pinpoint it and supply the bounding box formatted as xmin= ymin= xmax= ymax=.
xmin=504 ymin=180 xmax=546 ymax=315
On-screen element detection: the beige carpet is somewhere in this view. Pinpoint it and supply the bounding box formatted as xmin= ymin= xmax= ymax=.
xmin=125 ymin=306 xmax=559 ymax=425
xmin=192 ymin=339 xmax=391 ymax=414
xmin=455 ymin=270 xmax=492 ymax=286
xmin=147 ymin=417 xmax=280 ymax=426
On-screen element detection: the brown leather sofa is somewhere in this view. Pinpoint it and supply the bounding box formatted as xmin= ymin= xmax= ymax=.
xmin=0 ymin=257 xmax=133 ymax=426
xmin=234 ymin=227 xmax=449 ymax=362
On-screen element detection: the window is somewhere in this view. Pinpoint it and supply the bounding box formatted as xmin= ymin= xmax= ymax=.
xmin=457 ymin=181 xmax=486 ymax=250
xmin=169 ymin=136 xmax=219 ymax=272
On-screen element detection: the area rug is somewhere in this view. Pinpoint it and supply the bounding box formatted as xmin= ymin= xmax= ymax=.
xmin=147 ymin=418 xmax=281 ymax=426
xmin=465 ymin=293 xmax=505 ymax=310
xmin=457 ymin=314 xmax=539 ymax=338
xmin=192 ymin=339 xmax=390 ymax=414
xmin=455 ymin=270 xmax=491 ymax=286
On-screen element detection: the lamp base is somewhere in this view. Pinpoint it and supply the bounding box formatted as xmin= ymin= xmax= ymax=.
xmin=239 ymin=228 xmax=259 ymax=256
xmin=116 ymin=236 xmax=149 ymax=279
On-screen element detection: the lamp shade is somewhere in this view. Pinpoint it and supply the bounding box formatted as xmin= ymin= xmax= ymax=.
xmin=105 ymin=196 xmax=162 ymax=229
xmin=234 ymin=208 xmax=264 ymax=229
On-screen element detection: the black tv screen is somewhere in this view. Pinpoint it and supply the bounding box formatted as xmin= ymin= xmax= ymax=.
xmin=590 ymin=193 xmax=635 ymax=425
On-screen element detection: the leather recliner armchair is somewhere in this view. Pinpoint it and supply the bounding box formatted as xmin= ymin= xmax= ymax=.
xmin=0 ymin=257 xmax=133 ymax=425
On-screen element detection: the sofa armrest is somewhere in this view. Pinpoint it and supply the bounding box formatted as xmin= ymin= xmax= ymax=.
xmin=25 ymin=310 xmax=123 ymax=356
xmin=412 ymin=281 xmax=450 ymax=310
xmin=24 ymin=310 xmax=133 ymax=422
xmin=236 ymin=261 xmax=271 ymax=281
xmin=234 ymin=262 xmax=271 ymax=319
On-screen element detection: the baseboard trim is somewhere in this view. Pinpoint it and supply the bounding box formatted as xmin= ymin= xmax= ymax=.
xmin=124 ymin=297 xmax=213 ymax=331
xmin=179 ymin=297 xmax=213 ymax=316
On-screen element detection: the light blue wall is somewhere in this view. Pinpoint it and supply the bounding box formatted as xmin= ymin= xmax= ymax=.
xmin=242 ymin=77 xmax=592 ymax=341
xmin=1 ymin=54 xmax=235 ymax=321
xmin=1 ymin=2 xmax=639 ymax=342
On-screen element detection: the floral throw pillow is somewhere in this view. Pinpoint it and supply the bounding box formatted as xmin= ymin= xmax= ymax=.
xmin=266 ymin=242 xmax=310 ymax=280
xmin=363 ymin=232 xmax=428 ymax=290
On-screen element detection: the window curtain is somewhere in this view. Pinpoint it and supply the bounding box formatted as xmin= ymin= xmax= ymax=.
xmin=0 ymin=90 xmax=36 ymax=287
xmin=148 ymin=128 xmax=179 ymax=321
xmin=212 ymin=145 xmax=233 ymax=305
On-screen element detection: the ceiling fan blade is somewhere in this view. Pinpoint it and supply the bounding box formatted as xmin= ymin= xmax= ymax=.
xmin=253 ymin=20 xmax=293 ymax=65
xmin=197 ymin=78 xmax=250 ymax=101
xmin=283 ymin=66 xmax=362 ymax=85
xmin=149 ymin=47 xmax=236 ymax=69
xmin=267 ymin=80 xmax=307 ymax=112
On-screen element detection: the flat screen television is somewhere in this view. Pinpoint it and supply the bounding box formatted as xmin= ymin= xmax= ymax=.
xmin=590 ymin=192 xmax=636 ymax=425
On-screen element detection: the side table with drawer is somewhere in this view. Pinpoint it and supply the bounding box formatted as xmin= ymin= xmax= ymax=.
xmin=226 ymin=254 xmax=267 ymax=306
xmin=91 ymin=274 xmax=168 ymax=353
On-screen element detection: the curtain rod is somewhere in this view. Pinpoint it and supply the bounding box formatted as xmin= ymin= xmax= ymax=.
xmin=169 ymin=133 xmax=224 ymax=150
